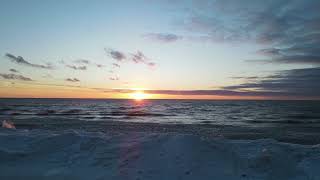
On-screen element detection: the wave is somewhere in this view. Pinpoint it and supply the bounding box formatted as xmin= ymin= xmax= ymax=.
xmin=36 ymin=110 xmax=57 ymax=116
xmin=3 ymin=110 xmax=172 ymax=119
xmin=99 ymin=110 xmax=172 ymax=117
xmin=200 ymin=120 xmax=213 ymax=124
xmin=286 ymin=114 xmax=320 ymax=120
xmin=61 ymin=109 xmax=83 ymax=114
xmin=125 ymin=111 xmax=171 ymax=117
xmin=0 ymin=107 xmax=12 ymax=112
xmin=247 ymin=119 xmax=320 ymax=124
xmin=36 ymin=109 xmax=90 ymax=116
xmin=10 ymin=112 xmax=23 ymax=115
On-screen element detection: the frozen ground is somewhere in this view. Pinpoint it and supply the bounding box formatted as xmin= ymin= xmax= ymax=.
xmin=1 ymin=128 xmax=320 ymax=180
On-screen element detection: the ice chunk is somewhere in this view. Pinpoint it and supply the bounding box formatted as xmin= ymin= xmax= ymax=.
xmin=2 ymin=120 xmax=16 ymax=129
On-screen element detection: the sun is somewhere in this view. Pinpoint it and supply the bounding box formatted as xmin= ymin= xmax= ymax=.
xmin=130 ymin=91 xmax=150 ymax=100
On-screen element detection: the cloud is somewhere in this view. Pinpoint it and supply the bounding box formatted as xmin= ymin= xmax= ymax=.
xmin=255 ymin=44 xmax=320 ymax=65
xmin=223 ymin=67 xmax=320 ymax=98
xmin=94 ymin=67 xmax=320 ymax=99
xmin=173 ymin=0 xmax=320 ymax=65
xmin=9 ymin=69 xmax=19 ymax=73
xmin=0 ymin=73 xmax=33 ymax=81
xmin=257 ymin=48 xmax=281 ymax=57
xmin=12 ymin=81 xmax=83 ymax=89
xmin=130 ymin=51 xmax=156 ymax=67
xmin=147 ymin=62 xmax=156 ymax=67
xmin=270 ymin=56 xmax=320 ymax=65
xmin=66 ymin=65 xmax=87 ymax=70
xmin=96 ymin=64 xmax=105 ymax=68
xmin=74 ymin=59 xmax=90 ymax=64
xmin=98 ymin=88 xmax=289 ymax=98
xmin=65 ymin=78 xmax=80 ymax=82
xmin=106 ymin=48 xmax=156 ymax=68
xmin=131 ymin=51 xmax=149 ymax=63
xmin=231 ymin=76 xmax=259 ymax=80
xmin=5 ymin=53 xmax=53 ymax=69
xmin=71 ymin=59 xmax=105 ymax=68
xmin=112 ymin=63 xmax=120 ymax=68
xmin=106 ymin=48 xmax=126 ymax=61
xmin=144 ymin=33 xmax=182 ymax=42
xmin=109 ymin=77 xmax=119 ymax=81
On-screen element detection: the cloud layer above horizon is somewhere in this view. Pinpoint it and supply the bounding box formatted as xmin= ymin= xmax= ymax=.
xmin=0 ymin=0 xmax=319 ymax=99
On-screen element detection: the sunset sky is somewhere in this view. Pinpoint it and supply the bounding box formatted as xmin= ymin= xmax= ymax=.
xmin=0 ymin=0 xmax=319 ymax=99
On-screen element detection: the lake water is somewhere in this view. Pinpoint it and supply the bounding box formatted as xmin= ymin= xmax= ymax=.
xmin=1 ymin=98 xmax=320 ymax=126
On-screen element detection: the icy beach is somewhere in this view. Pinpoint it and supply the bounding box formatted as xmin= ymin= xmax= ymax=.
xmin=1 ymin=128 xmax=320 ymax=180
xmin=1 ymin=99 xmax=320 ymax=179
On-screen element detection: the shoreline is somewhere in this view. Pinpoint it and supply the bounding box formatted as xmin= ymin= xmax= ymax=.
xmin=10 ymin=119 xmax=320 ymax=145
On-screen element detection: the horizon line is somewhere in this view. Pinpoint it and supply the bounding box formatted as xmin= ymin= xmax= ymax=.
xmin=1 ymin=97 xmax=319 ymax=101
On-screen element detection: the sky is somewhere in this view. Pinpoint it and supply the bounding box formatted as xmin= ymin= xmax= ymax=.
xmin=0 ymin=0 xmax=319 ymax=99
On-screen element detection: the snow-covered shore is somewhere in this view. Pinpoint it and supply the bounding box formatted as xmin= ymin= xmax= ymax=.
xmin=0 ymin=128 xmax=319 ymax=180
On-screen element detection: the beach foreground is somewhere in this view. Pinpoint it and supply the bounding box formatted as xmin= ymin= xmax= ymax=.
xmin=1 ymin=127 xmax=320 ymax=180
xmin=1 ymin=99 xmax=320 ymax=179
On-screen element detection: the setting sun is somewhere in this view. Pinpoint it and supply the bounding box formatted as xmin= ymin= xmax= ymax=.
xmin=130 ymin=91 xmax=150 ymax=100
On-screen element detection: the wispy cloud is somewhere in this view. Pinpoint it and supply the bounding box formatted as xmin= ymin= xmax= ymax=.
xmin=106 ymin=48 xmax=156 ymax=68
xmin=5 ymin=53 xmax=53 ymax=69
xmin=231 ymin=76 xmax=259 ymax=80
xmin=105 ymin=48 xmax=157 ymax=85
xmin=106 ymin=48 xmax=126 ymax=61
xmin=0 ymin=73 xmax=33 ymax=81
xmin=147 ymin=62 xmax=156 ymax=67
xmin=66 ymin=65 xmax=87 ymax=70
xmin=143 ymin=33 xmax=182 ymax=43
xmin=74 ymin=59 xmax=90 ymax=64
xmin=96 ymin=64 xmax=105 ymax=68
xmin=257 ymin=55 xmax=320 ymax=65
xmin=131 ymin=51 xmax=156 ymax=68
xmin=109 ymin=76 xmax=119 ymax=81
xmin=66 ymin=59 xmax=105 ymax=69
xmin=65 ymin=78 xmax=80 ymax=82
xmin=9 ymin=69 xmax=19 ymax=73
xmin=112 ymin=63 xmax=120 ymax=68
xmin=257 ymin=48 xmax=281 ymax=57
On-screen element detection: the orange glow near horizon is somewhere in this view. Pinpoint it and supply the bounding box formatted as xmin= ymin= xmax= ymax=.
xmin=0 ymin=84 xmax=314 ymax=100
xmin=129 ymin=91 xmax=151 ymax=100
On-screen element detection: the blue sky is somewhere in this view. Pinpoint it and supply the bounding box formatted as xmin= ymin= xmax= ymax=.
xmin=0 ymin=0 xmax=319 ymax=99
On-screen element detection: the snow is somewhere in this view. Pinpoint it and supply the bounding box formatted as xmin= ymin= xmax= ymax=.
xmin=2 ymin=120 xmax=16 ymax=129
xmin=0 ymin=128 xmax=319 ymax=180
